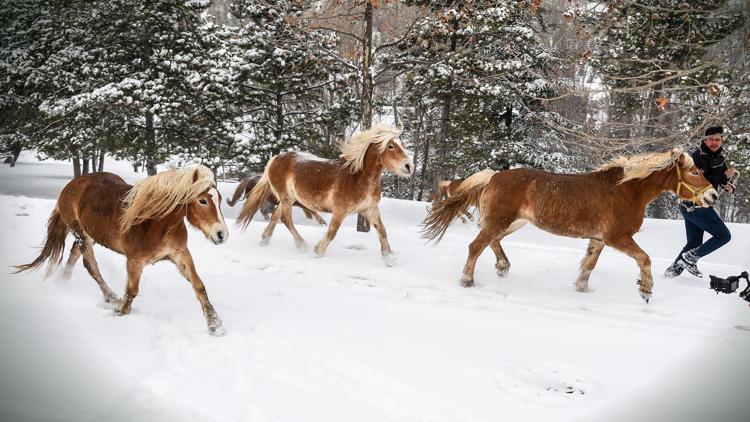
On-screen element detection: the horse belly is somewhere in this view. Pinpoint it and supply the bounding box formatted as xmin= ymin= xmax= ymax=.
xmin=531 ymin=210 xmax=602 ymax=239
xmin=289 ymin=181 xmax=333 ymax=213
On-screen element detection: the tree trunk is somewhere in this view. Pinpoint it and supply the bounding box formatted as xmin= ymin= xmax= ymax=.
xmin=72 ymin=155 xmax=81 ymax=178
xmin=357 ymin=0 xmax=375 ymax=233
xmin=91 ymin=151 xmax=98 ymax=173
xmin=97 ymin=151 xmax=105 ymax=172
xmin=410 ymin=105 xmax=422 ymax=200
xmin=274 ymin=93 xmax=284 ymax=154
xmin=361 ymin=0 xmax=374 ymax=130
xmin=145 ymin=111 xmax=157 ymax=176
xmin=418 ymin=113 xmax=432 ymax=201
xmin=9 ymin=144 xmax=21 ymax=167
xmin=82 ymin=158 xmax=90 ymax=174
xmin=435 ymin=16 xmax=459 ymax=188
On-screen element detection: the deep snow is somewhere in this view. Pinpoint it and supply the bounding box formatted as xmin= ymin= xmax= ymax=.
xmin=1 ymin=154 xmax=749 ymax=422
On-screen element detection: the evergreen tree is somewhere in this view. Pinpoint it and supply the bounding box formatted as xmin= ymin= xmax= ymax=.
xmin=386 ymin=0 xmax=572 ymax=185
xmin=227 ymin=0 xmax=360 ymax=171
xmin=2 ymin=0 xmax=240 ymax=175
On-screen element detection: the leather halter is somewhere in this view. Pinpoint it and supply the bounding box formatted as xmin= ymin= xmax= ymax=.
xmin=675 ymin=164 xmax=713 ymax=205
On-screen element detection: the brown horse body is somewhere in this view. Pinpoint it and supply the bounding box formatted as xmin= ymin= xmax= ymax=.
xmin=227 ymin=174 xmax=326 ymax=225
xmin=237 ymin=125 xmax=413 ymax=265
xmin=431 ymin=179 xmax=474 ymax=223
xmin=424 ymin=150 xmax=717 ymax=301
xmin=16 ymin=166 xmax=228 ymax=335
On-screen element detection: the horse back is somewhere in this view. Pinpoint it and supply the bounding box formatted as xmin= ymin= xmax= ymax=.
xmin=58 ymin=172 xmax=131 ymax=251
xmin=268 ymin=152 xmax=344 ymax=212
xmin=484 ymin=168 xmax=628 ymax=238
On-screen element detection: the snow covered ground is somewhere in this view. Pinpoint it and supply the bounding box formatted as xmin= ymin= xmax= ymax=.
xmin=1 ymin=153 xmax=749 ymax=422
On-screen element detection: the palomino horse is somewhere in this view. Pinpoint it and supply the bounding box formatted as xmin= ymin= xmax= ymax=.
xmin=236 ymin=125 xmax=413 ymax=265
xmin=430 ymin=179 xmax=474 ymax=223
xmin=227 ymin=174 xmax=327 ymax=225
xmin=423 ymin=149 xmax=717 ymax=302
xmin=15 ymin=165 xmax=228 ymax=335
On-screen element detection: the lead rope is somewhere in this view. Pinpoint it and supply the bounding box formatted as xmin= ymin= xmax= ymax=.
xmin=716 ymin=170 xmax=741 ymax=201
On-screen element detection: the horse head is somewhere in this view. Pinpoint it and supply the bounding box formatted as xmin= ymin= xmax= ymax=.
xmin=674 ymin=151 xmax=718 ymax=207
xmin=380 ymin=137 xmax=414 ymax=177
xmin=187 ymin=180 xmax=228 ymax=245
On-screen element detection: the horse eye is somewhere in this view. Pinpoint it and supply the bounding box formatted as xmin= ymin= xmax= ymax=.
xmin=690 ymin=171 xmax=699 ymax=176
xmin=199 ymin=199 xmax=208 ymax=205
xmin=388 ymin=144 xmax=395 ymax=150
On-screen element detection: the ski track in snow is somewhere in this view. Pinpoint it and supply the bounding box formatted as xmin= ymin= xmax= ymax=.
xmin=2 ymin=155 xmax=750 ymax=422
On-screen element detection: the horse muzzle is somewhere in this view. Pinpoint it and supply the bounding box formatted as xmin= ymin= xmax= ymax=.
xmin=398 ymin=159 xmax=415 ymax=177
xmin=208 ymin=224 xmax=229 ymax=245
xmin=702 ymin=188 xmax=719 ymax=207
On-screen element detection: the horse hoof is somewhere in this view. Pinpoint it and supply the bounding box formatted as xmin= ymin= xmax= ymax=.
xmin=496 ymin=268 xmax=509 ymax=277
xmin=208 ymin=323 xmax=225 ymax=337
xmin=259 ymin=238 xmax=270 ymax=246
xmin=460 ymin=275 xmax=475 ymax=287
xmin=383 ymin=254 xmax=397 ymax=267
xmin=295 ymin=240 xmax=307 ymax=252
xmin=640 ymin=291 xmax=652 ymax=303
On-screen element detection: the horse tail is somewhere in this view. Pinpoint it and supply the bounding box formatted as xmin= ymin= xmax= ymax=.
xmin=236 ymin=162 xmax=274 ymax=230
xmin=422 ymin=169 xmax=495 ymax=242
xmin=437 ymin=180 xmax=451 ymax=199
xmin=15 ymin=207 xmax=68 ymax=275
xmin=227 ymin=177 xmax=252 ymax=207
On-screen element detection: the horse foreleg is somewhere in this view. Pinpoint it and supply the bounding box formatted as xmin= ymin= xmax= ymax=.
xmin=314 ymin=212 xmax=344 ymax=257
xmin=607 ymin=235 xmax=653 ymax=302
xmin=260 ymin=206 xmax=282 ymax=246
xmin=364 ymin=206 xmax=395 ymax=266
xmin=576 ymin=239 xmax=605 ymax=292
xmin=489 ymin=239 xmax=510 ymax=276
xmin=170 ymin=249 xmax=223 ymax=336
xmin=117 ymin=258 xmax=145 ymax=316
xmin=61 ymin=241 xmax=82 ymax=280
xmin=279 ymin=203 xmax=306 ymax=251
xmin=79 ymin=236 xmax=119 ymax=304
xmin=461 ymin=226 xmax=499 ymax=287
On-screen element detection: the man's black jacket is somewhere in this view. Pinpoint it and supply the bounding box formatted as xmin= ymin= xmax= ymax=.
xmin=690 ymin=142 xmax=729 ymax=189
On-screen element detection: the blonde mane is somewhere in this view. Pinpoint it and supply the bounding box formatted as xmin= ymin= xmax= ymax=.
xmin=120 ymin=165 xmax=216 ymax=233
xmin=340 ymin=124 xmax=403 ymax=173
xmin=599 ymin=148 xmax=686 ymax=184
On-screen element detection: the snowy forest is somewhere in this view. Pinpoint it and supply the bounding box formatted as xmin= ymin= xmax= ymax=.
xmin=2 ymin=0 xmax=749 ymax=222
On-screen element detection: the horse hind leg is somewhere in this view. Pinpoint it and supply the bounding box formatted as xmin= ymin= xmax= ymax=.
xmin=279 ymin=202 xmax=306 ymax=251
xmin=576 ymin=239 xmax=605 ymax=292
xmin=461 ymin=223 xmax=503 ymax=287
xmin=61 ymin=226 xmax=84 ymax=279
xmin=489 ymin=240 xmax=510 ymax=277
xmin=490 ymin=219 xmax=526 ymax=277
xmin=260 ymin=206 xmax=282 ymax=246
xmin=300 ymin=204 xmax=326 ymax=226
xmin=79 ymin=235 xmax=120 ymax=305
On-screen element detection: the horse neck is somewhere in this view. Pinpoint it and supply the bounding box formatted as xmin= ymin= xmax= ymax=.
xmin=351 ymin=146 xmax=384 ymax=190
xmin=148 ymin=205 xmax=187 ymax=233
xmin=621 ymin=167 xmax=674 ymax=208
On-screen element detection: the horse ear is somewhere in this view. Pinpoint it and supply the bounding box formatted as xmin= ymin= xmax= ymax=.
xmin=676 ymin=152 xmax=685 ymax=165
xmin=193 ymin=168 xmax=199 ymax=183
